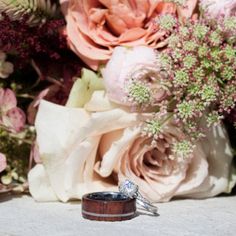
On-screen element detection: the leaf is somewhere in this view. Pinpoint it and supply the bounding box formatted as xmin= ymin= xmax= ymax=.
xmin=66 ymin=68 xmax=105 ymax=108
xmin=0 ymin=0 xmax=59 ymax=25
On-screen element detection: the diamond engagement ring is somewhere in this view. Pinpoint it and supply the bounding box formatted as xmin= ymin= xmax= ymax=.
xmin=119 ymin=179 xmax=158 ymax=215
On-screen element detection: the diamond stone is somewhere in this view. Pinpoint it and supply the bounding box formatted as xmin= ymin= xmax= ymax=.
xmin=119 ymin=180 xmax=138 ymax=198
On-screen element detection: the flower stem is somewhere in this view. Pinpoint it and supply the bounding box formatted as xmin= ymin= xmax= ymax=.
xmin=161 ymin=113 xmax=174 ymax=125
xmin=16 ymin=94 xmax=35 ymax=99
xmin=0 ymin=125 xmax=33 ymax=145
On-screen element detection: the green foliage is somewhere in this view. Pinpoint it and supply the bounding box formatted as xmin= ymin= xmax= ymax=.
xmin=0 ymin=126 xmax=35 ymax=186
xmin=0 ymin=0 xmax=59 ymax=25
xmin=66 ymin=68 xmax=105 ymax=108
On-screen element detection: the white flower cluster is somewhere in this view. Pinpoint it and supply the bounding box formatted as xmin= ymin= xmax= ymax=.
xmin=0 ymin=51 xmax=14 ymax=79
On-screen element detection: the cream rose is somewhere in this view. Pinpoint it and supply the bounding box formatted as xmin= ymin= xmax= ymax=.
xmin=28 ymin=89 xmax=234 ymax=202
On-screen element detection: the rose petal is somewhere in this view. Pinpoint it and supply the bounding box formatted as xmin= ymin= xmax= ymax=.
xmin=89 ymin=8 xmax=107 ymax=24
xmin=155 ymin=2 xmax=176 ymax=15
xmin=105 ymin=12 xmax=128 ymax=35
xmin=118 ymin=28 xmax=146 ymax=42
xmin=104 ymin=3 xmax=145 ymax=35
xmin=95 ymin=127 xmax=140 ymax=177
xmin=67 ymin=20 xmax=111 ymax=60
xmin=110 ymin=4 xmax=145 ymax=28
xmin=28 ymin=164 xmax=58 ymax=201
xmin=102 ymin=46 xmax=128 ymax=103
xmin=180 ymin=124 xmax=234 ymax=198
xmin=35 ymin=100 xmax=90 ymax=154
xmin=84 ymin=90 xmax=117 ymax=111
xmin=175 ymin=146 xmax=209 ymax=195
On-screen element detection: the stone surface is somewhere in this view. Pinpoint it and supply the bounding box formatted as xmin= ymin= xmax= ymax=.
xmin=0 ymin=194 xmax=236 ymax=236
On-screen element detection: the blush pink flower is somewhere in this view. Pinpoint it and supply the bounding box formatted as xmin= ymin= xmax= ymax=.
xmin=102 ymin=46 xmax=168 ymax=106
xmin=61 ymin=0 xmax=198 ymax=70
xmin=0 ymin=88 xmax=26 ymax=132
xmin=0 ymin=153 xmax=7 ymax=173
xmin=200 ymin=0 xmax=236 ymax=18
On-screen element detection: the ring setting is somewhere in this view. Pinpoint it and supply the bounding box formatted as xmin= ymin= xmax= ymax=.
xmin=119 ymin=179 xmax=158 ymax=215
xmin=81 ymin=180 xmax=158 ymax=221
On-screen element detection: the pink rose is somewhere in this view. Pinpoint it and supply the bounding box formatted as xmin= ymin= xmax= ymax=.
xmin=61 ymin=0 xmax=198 ymax=70
xmin=200 ymin=0 xmax=236 ymax=18
xmin=28 ymin=91 xmax=234 ymax=202
xmin=102 ymin=46 xmax=167 ymax=106
xmin=0 ymin=88 xmax=26 ymax=132
xmin=0 ymin=153 xmax=7 ymax=173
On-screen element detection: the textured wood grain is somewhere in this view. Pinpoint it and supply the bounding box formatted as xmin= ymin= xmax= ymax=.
xmin=82 ymin=192 xmax=136 ymax=221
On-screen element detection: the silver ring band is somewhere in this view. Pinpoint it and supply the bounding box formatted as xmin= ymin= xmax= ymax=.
xmin=136 ymin=198 xmax=158 ymax=215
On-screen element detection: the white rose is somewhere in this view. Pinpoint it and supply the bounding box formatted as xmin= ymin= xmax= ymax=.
xmin=28 ymin=89 xmax=235 ymax=202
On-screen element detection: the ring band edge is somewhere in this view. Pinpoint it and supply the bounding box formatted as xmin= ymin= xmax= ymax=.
xmin=82 ymin=210 xmax=136 ymax=218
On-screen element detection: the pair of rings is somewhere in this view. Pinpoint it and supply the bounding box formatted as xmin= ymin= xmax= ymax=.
xmin=82 ymin=180 xmax=158 ymax=221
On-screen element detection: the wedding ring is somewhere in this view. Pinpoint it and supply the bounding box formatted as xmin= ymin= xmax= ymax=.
xmin=119 ymin=180 xmax=158 ymax=215
xmin=82 ymin=192 xmax=136 ymax=221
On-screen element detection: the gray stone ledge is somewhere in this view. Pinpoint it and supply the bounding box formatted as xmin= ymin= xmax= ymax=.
xmin=0 ymin=195 xmax=236 ymax=236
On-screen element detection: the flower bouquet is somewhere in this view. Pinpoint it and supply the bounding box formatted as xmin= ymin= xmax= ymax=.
xmin=0 ymin=0 xmax=236 ymax=203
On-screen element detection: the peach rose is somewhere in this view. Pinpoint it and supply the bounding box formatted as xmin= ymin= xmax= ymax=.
xmin=28 ymin=89 xmax=235 ymax=202
xmin=61 ymin=0 xmax=198 ymax=70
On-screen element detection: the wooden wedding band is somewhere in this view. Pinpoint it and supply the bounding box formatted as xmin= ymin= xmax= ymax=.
xmin=82 ymin=192 xmax=136 ymax=221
